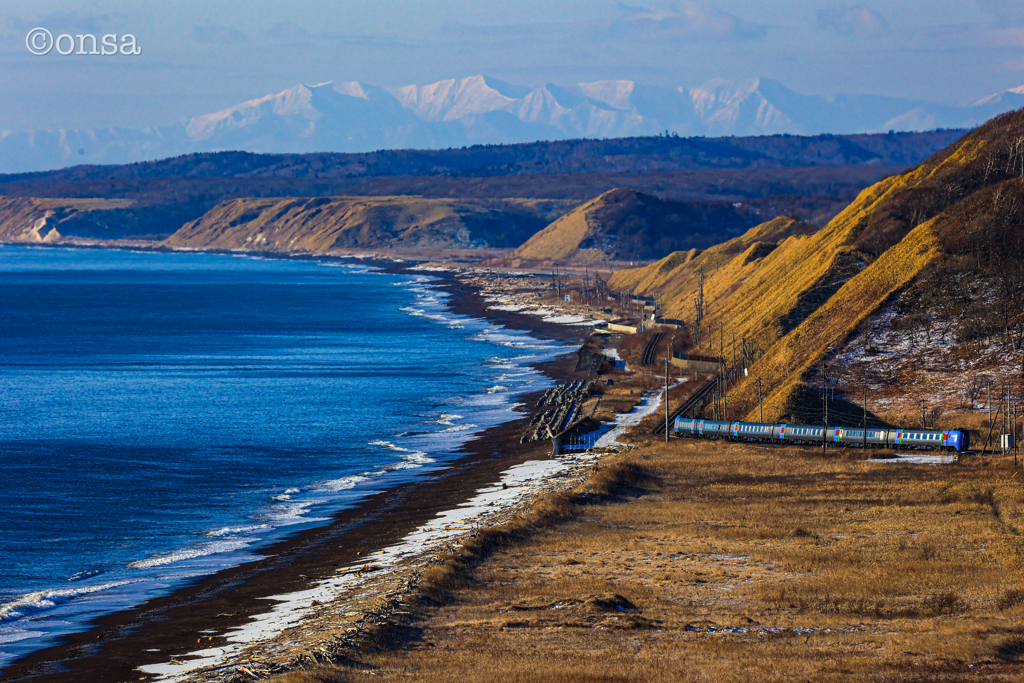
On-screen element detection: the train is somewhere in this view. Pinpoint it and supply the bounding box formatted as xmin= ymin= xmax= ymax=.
xmin=673 ymin=418 xmax=970 ymax=452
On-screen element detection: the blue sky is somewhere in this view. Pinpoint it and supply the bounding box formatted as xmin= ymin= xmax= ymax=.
xmin=1 ymin=0 xmax=1021 ymax=130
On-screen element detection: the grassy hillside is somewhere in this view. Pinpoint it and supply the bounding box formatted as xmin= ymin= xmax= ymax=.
xmin=608 ymin=215 xmax=818 ymax=306
xmin=610 ymin=109 xmax=1024 ymax=425
xmin=513 ymin=188 xmax=761 ymax=262
xmin=164 ymin=196 xmax=572 ymax=252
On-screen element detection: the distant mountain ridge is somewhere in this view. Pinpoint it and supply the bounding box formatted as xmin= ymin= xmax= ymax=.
xmin=3 ymin=75 xmax=1024 ymax=173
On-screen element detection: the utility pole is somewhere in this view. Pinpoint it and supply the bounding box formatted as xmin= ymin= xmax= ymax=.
xmin=981 ymin=380 xmax=993 ymax=454
xmin=822 ymin=364 xmax=829 ymax=454
xmin=723 ymin=372 xmax=728 ymax=421
xmin=758 ymin=377 xmax=763 ymax=423
xmin=1004 ymin=385 xmax=1009 ymax=449
xmin=664 ymin=354 xmax=670 ymax=443
xmin=863 ymin=385 xmax=868 ymax=453
xmin=693 ymin=267 xmax=705 ymax=350
xmin=921 ymin=400 xmax=926 ymax=429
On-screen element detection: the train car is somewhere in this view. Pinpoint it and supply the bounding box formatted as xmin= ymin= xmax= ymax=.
xmin=674 ymin=417 xmax=970 ymax=452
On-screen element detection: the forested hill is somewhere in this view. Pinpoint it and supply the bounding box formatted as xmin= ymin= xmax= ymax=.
xmin=0 ymin=130 xmax=966 ymax=186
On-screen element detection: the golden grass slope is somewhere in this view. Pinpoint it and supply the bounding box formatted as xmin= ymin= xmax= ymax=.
xmin=608 ymin=215 xmax=817 ymax=302
xmin=736 ymin=218 xmax=943 ymax=421
xmin=608 ymin=157 xmax=953 ymax=351
xmin=605 ymin=169 xmax=947 ymax=421
xmin=514 ymin=187 xmax=759 ymax=262
xmin=164 ymin=196 xmax=564 ymax=252
xmin=608 ymin=113 xmax=1024 ymax=422
xmin=513 ymin=192 xmax=601 ymax=261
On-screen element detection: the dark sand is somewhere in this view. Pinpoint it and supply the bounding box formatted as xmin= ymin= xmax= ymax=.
xmin=0 ymin=266 xmax=592 ymax=683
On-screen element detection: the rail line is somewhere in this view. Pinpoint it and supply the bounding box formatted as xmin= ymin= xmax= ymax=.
xmin=639 ymin=332 xmax=664 ymax=366
xmin=652 ymin=378 xmax=718 ymax=435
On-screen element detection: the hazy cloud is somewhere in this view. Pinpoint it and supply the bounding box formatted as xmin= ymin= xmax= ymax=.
xmin=975 ymin=0 xmax=1024 ymax=26
xmin=1004 ymin=56 xmax=1024 ymax=71
xmin=612 ymin=2 xmax=768 ymax=42
xmin=438 ymin=21 xmax=568 ymax=44
xmin=5 ymin=11 xmax=112 ymax=34
xmin=194 ymin=24 xmax=247 ymax=45
xmin=816 ymin=5 xmax=888 ymax=38
xmin=935 ymin=23 xmax=1024 ymax=48
xmin=264 ymin=21 xmax=310 ymax=43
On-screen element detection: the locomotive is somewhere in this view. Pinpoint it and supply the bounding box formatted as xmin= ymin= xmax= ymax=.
xmin=674 ymin=418 xmax=970 ymax=452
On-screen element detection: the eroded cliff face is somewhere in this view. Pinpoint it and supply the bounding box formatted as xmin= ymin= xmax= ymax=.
xmin=163 ymin=196 xmax=574 ymax=253
xmin=0 ymin=197 xmax=136 ymax=244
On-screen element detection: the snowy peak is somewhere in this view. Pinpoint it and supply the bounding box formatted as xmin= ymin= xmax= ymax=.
xmin=391 ymin=75 xmax=520 ymax=121
xmin=574 ymin=80 xmax=637 ymax=111
xmin=5 ymin=75 xmax=1024 ymax=173
xmin=971 ymin=84 xmax=1024 ymax=108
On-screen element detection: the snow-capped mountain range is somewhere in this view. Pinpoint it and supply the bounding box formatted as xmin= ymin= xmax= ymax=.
xmin=3 ymin=76 xmax=1023 ymax=174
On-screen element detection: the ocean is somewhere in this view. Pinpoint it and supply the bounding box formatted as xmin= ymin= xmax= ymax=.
xmin=0 ymin=245 xmax=566 ymax=669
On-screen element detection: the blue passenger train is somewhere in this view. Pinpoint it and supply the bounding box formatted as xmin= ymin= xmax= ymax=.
xmin=674 ymin=418 xmax=970 ymax=452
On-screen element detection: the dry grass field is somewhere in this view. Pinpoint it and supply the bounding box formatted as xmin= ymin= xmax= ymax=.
xmin=274 ymin=440 xmax=1024 ymax=683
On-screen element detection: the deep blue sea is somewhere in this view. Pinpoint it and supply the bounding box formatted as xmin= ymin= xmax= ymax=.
xmin=0 ymin=245 xmax=565 ymax=668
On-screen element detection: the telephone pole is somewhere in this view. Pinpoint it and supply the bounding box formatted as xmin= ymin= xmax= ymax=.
xmin=863 ymin=386 xmax=868 ymax=453
xmin=988 ymin=380 xmax=993 ymax=454
xmin=758 ymin=378 xmax=763 ymax=423
xmin=664 ymin=354 xmax=670 ymax=443
xmin=693 ymin=268 xmax=705 ymax=349
xmin=723 ymin=372 xmax=728 ymax=421
xmin=822 ymin=363 xmax=829 ymax=454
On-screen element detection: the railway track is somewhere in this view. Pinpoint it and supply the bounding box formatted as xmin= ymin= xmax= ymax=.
xmin=652 ymin=378 xmax=718 ymax=435
xmin=640 ymin=332 xmax=664 ymax=366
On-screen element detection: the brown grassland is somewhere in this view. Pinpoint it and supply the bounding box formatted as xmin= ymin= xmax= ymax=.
xmin=272 ymin=440 xmax=1024 ymax=683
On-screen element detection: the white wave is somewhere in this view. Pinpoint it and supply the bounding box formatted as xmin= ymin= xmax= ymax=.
xmin=205 ymin=525 xmax=269 ymax=538
xmin=266 ymin=500 xmax=325 ymax=526
xmin=0 ymin=629 xmax=46 ymax=644
xmin=440 ymin=424 xmax=477 ymax=433
xmin=436 ymin=413 xmax=463 ymax=425
xmin=398 ymin=306 xmax=450 ymax=323
xmin=368 ymin=439 xmax=410 ymax=452
xmin=368 ymin=440 xmax=434 ymax=464
xmin=127 ymin=539 xmax=251 ymax=569
xmin=0 ymin=581 xmax=134 ymax=623
xmin=486 ymin=385 xmax=508 ymax=394
xmin=496 ymin=372 xmax=530 ymax=381
xmin=313 ymin=474 xmax=370 ymax=493
xmin=496 ymin=340 xmax=554 ymax=350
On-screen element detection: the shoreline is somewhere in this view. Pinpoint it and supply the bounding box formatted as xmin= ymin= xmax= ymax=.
xmin=0 ymin=255 xmax=610 ymax=683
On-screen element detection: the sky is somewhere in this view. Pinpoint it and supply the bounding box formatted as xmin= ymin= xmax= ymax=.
xmin=1 ymin=0 xmax=1022 ymax=131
